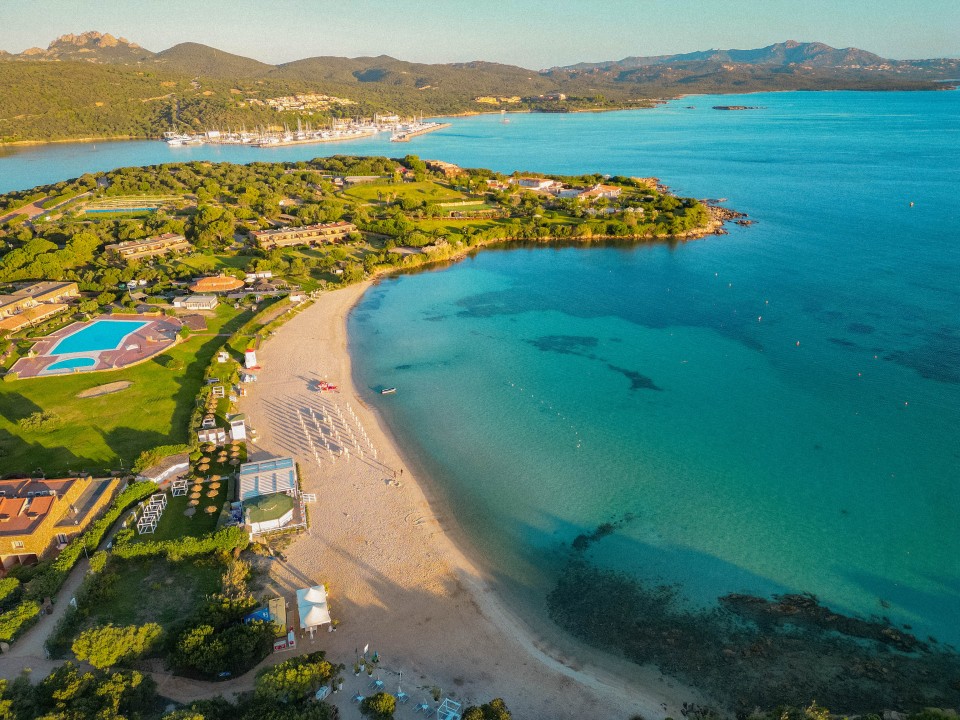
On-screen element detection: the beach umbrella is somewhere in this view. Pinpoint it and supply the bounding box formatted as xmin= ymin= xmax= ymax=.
xmin=209 ymin=482 xmax=221 ymax=490
xmin=189 ymin=492 xmax=200 ymax=499
xmin=197 ymin=463 xmax=210 ymax=472
xmin=205 ymin=505 xmax=218 ymax=514
xmin=200 ymin=456 xmax=211 ymax=463
xmin=206 ymin=490 xmax=218 ymax=498
xmin=188 ymin=499 xmax=199 ymax=507
xmin=191 ymin=484 xmax=203 ymax=492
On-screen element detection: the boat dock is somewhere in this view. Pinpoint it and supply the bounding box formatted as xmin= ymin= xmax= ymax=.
xmin=390 ymin=122 xmax=452 ymax=142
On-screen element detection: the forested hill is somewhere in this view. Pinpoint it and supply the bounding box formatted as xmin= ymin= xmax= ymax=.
xmin=1 ymin=32 xmax=957 ymax=143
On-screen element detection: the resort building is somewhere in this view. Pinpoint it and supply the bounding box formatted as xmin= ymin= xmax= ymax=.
xmin=0 ymin=476 xmax=121 ymax=569
xmin=173 ymin=294 xmax=219 ymax=311
xmin=514 ymin=177 xmax=561 ymax=192
xmin=250 ymin=221 xmax=357 ymax=250
xmin=0 ymin=281 xmax=78 ymax=333
xmin=189 ymin=274 xmax=246 ymax=294
xmin=0 ymin=281 xmax=78 ymax=317
xmin=425 ymin=160 xmax=466 ymax=178
xmin=10 ymin=281 xmax=79 ymax=305
xmin=238 ymin=456 xmax=304 ymax=536
xmin=0 ymin=304 xmax=69 ymax=334
xmin=238 ymin=457 xmax=297 ymax=501
xmin=104 ymin=233 xmax=192 ymax=261
xmin=576 ymin=183 xmax=623 ymax=201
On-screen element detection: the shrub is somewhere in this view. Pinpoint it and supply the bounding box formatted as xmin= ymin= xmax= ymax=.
xmin=0 ymin=577 xmax=21 ymax=612
xmin=131 ymin=444 xmax=190 ymax=474
xmin=462 ymin=698 xmax=512 ymax=720
xmin=17 ymin=411 xmax=62 ymax=431
xmin=360 ymin=692 xmax=396 ymax=720
xmin=113 ymin=526 xmax=248 ymax=561
xmin=72 ymin=622 xmax=163 ymax=669
xmin=172 ymin=620 xmax=275 ymax=679
xmin=0 ymin=600 xmax=40 ymax=643
xmin=255 ymin=651 xmax=334 ymax=702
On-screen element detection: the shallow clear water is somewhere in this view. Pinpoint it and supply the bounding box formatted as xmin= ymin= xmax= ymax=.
xmin=51 ymin=319 xmax=147 ymax=354
xmin=346 ymin=91 xmax=960 ymax=646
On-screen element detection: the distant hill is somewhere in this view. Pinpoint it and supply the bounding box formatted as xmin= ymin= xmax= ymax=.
xmin=12 ymin=31 xmax=153 ymax=64
xmin=153 ymin=42 xmax=273 ymax=78
xmin=0 ymin=33 xmax=957 ymax=144
xmin=555 ymin=41 xmax=888 ymax=71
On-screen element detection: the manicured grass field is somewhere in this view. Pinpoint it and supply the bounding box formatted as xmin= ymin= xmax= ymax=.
xmin=169 ymin=253 xmax=249 ymax=274
xmin=0 ymin=305 xmax=250 ymax=476
xmin=343 ymin=180 xmax=467 ymax=203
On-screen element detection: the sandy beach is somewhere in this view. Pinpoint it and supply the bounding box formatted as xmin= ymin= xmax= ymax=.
xmin=237 ymin=280 xmax=704 ymax=719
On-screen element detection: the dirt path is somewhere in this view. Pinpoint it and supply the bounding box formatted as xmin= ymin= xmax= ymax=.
xmin=0 ymin=556 xmax=90 ymax=679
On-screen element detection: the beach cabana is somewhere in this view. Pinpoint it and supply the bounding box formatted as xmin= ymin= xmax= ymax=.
xmin=296 ymin=584 xmax=331 ymax=637
xmin=436 ymin=698 xmax=462 ymax=720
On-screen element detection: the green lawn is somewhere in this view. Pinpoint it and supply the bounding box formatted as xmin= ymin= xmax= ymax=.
xmin=343 ymin=180 xmax=467 ymax=204
xmin=0 ymin=306 xmax=252 ymax=476
xmin=138 ymin=480 xmax=228 ymax=541
xmin=168 ymin=253 xmax=249 ymax=274
xmin=88 ymin=555 xmax=223 ymax=628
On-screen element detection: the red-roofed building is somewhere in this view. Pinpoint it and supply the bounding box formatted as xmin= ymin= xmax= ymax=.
xmin=189 ymin=274 xmax=246 ymax=294
xmin=0 ymin=476 xmax=121 ymax=570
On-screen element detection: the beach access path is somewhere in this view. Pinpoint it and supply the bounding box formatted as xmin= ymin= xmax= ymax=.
xmin=238 ymin=281 xmax=704 ymax=719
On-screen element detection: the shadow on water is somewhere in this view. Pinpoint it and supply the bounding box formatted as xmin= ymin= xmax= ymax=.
xmin=536 ymin=516 xmax=960 ymax=715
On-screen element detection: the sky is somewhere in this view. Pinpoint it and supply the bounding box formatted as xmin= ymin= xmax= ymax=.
xmin=1 ymin=0 xmax=958 ymax=67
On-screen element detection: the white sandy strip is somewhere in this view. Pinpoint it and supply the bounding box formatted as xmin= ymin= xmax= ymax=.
xmin=239 ymin=281 xmax=706 ymax=719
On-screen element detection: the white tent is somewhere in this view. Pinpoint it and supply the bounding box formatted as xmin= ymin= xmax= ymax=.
xmin=296 ymin=585 xmax=331 ymax=636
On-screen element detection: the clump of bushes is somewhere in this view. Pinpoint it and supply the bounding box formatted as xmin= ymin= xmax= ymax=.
xmin=17 ymin=410 xmax=62 ymax=431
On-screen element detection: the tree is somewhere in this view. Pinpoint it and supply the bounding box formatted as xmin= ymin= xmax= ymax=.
xmin=360 ymin=692 xmax=396 ymax=720
xmin=72 ymin=623 xmax=163 ymax=669
xmin=254 ymin=651 xmax=334 ymax=702
xmin=462 ymin=698 xmax=512 ymax=720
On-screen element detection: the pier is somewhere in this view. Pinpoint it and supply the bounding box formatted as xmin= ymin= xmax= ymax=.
xmin=390 ymin=122 xmax=452 ymax=142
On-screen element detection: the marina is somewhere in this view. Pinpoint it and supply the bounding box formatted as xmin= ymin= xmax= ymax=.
xmin=160 ymin=115 xmax=451 ymax=148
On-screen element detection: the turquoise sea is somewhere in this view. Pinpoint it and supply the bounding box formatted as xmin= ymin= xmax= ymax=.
xmin=2 ymin=91 xmax=958 ymax=683
xmin=345 ymin=91 xmax=960 ymax=651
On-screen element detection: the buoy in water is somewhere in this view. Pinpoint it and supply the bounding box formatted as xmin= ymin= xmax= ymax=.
xmin=909 ymin=201 xmax=914 ymax=207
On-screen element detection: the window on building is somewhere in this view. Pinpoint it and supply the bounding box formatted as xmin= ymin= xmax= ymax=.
xmin=56 ymin=533 xmax=69 ymax=545
xmin=12 ymin=541 xmax=24 ymax=550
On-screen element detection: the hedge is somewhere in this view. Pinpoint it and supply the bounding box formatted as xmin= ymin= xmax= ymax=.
xmin=0 ymin=600 xmax=40 ymax=643
xmin=112 ymin=526 xmax=249 ymax=561
xmin=0 ymin=577 xmax=22 ymax=612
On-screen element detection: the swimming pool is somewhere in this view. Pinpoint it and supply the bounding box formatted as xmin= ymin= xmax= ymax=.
xmin=50 ymin=320 xmax=147 ymax=355
xmin=45 ymin=357 xmax=97 ymax=372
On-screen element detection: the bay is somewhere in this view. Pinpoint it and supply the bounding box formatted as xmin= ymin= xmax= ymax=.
xmin=2 ymin=90 xmax=958 ymax=656
xmin=345 ymin=91 xmax=960 ymax=650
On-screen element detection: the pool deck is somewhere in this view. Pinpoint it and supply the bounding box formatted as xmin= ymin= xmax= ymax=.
xmin=10 ymin=314 xmax=183 ymax=379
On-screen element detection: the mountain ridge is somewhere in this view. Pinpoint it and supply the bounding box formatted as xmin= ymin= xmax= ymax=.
xmin=1 ymin=33 xmax=957 ymax=144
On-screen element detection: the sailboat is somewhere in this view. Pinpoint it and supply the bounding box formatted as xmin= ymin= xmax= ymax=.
xmin=500 ymin=109 xmax=510 ymax=124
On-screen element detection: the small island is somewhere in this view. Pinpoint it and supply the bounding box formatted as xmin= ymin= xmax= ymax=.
xmin=712 ymin=105 xmax=763 ymax=111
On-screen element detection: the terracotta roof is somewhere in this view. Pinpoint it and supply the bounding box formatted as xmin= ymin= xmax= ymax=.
xmin=189 ymin=275 xmax=245 ymax=293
